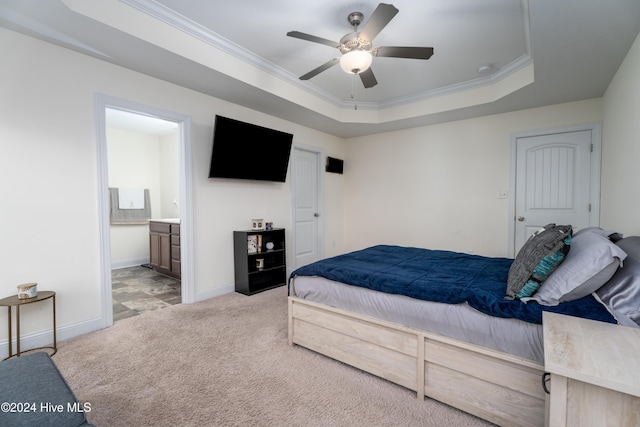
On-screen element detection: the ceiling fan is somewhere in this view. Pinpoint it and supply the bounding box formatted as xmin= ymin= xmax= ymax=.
xmin=287 ymin=3 xmax=434 ymax=89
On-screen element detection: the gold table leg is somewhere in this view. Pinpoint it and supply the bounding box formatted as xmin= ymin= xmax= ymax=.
xmin=16 ymin=305 xmax=20 ymax=356
xmin=52 ymin=294 xmax=57 ymax=355
xmin=6 ymin=306 xmax=11 ymax=359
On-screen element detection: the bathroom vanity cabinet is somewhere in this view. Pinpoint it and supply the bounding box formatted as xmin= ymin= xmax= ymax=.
xmin=149 ymin=220 xmax=181 ymax=279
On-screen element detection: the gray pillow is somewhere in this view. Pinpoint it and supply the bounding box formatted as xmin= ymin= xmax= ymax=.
xmin=572 ymin=226 xmax=607 ymax=238
xmin=596 ymin=236 xmax=640 ymax=326
xmin=506 ymin=224 xmax=572 ymax=299
xmin=573 ymin=226 xmax=623 ymax=241
xmin=521 ymin=230 xmax=626 ymax=306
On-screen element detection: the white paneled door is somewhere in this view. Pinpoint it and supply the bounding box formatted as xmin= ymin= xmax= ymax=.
xmin=514 ymin=130 xmax=595 ymax=252
xmin=293 ymin=147 xmax=322 ymax=268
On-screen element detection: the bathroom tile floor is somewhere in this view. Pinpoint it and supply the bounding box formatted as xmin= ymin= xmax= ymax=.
xmin=112 ymin=266 xmax=181 ymax=322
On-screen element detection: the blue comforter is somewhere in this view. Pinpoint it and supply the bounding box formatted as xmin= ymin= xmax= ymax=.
xmin=289 ymin=245 xmax=616 ymax=325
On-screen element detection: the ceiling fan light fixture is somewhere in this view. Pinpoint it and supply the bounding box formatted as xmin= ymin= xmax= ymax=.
xmin=287 ymin=3 xmax=432 ymax=87
xmin=339 ymin=50 xmax=373 ymax=74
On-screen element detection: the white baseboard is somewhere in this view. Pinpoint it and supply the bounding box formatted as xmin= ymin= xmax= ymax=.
xmin=111 ymin=258 xmax=150 ymax=270
xmin=0 ymin=317 xmax=105 ymax=358
xmin=195 ymin=284 xmax=234 ymax=302
xmin=0 ymin=286 xmax=237 ymax=358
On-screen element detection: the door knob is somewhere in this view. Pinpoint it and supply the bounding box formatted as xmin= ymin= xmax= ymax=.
xmin=314 ymin=213 xmax=320 ymax=217
xmin=517 ymin=216 xmax=525 ymax=221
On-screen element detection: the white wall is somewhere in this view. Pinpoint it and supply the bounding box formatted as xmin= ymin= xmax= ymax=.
xmin=159 ymin=133 xmax=180 ymax=219
xmin=0 ymin=28 xmax=345 ymax=346
xmin=601 ymin=33 xmax=640 ymax=236
xmin=344 ymin=99 xmax=603 ymax=257
xmin=344 ymin=47 xmax=640 ymax=257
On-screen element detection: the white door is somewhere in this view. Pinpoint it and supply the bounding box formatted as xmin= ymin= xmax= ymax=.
xmin=293 ymin=147 xmax=322 ymax=268
xmin=514 ymin=129 xmax=596 ymax=252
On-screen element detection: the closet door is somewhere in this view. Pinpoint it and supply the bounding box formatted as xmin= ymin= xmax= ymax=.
xmin=514 ymin=130 xmax=594 ymax=252
xmin=292 ymin=147 xmax=323 ymax=268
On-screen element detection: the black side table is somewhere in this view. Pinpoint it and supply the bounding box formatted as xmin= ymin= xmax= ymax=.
xmin=0 ymin=291 xmax=56 ymax=360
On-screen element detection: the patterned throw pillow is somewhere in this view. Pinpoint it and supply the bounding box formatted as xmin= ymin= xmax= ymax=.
xmin=521 ymin=229 xmax=626 ymax=306
xmin=506 ymin=224 xmax=573 ymax=300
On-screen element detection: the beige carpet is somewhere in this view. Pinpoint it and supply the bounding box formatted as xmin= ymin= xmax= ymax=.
xmin=54 ymin=286 xmax=494 ymax=426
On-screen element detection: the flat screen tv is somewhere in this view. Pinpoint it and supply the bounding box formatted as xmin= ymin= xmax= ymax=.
xmin=208 ymin=115 xmax=294 ymax=182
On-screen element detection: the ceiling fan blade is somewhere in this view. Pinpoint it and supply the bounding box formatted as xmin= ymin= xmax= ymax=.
xmin=287 ymin=31 xmax=340 ymax=48
xmin=374 ymin=46 xmax=434 ymax=60
xmin=359 ymin=3 xmax=399 ymax=42
xmin=359 ymin=67 xmax=378 ymax=88
xmin=299 ymin=58 xmax=340 ymax=80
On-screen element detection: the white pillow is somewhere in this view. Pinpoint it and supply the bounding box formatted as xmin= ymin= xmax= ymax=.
xmin=521 ymin=230 xmax=626 ymax=306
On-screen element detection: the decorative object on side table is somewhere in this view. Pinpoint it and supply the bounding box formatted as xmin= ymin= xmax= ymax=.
xmin=266 ymin=241 xmax=275 ymax=251
xmin=265 ymin=222 xmax=273 ymax=231
xmin=256 ymin=258 xmax=264 ymax=270
xmin=17 ymin=283 xmax=38 ymax=299
xmin=251 ymin=219 xmax=265 ymax=230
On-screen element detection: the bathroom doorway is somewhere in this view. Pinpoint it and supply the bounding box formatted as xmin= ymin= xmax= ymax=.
xmin=106 ymin=108 xmax=181 ymax=321
xmin=95 ymin=94 xmax=194 ymax=328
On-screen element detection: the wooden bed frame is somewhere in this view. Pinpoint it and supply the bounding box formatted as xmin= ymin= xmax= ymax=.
xmin=288 ymin=296 xmax=549 ymax=427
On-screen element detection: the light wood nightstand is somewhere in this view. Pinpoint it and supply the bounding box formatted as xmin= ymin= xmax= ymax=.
xmin=543 ymin=312 xmax=640 ymax=427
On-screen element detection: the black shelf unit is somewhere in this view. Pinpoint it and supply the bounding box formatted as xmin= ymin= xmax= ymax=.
xmin=233 ymin=228 xmax=286 ymax=295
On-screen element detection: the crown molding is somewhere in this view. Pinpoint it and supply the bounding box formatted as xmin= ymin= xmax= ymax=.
xmin=120 ymin=0 xmax=345 ymax=107
xmin=0 ymin=4 xmax=110 ymax=57
xmin=121 ymin=0 xmax=533 ymax=114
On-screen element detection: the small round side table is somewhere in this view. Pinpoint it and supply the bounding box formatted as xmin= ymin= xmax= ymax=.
xmin=0 ymin=291 xmax=56 ymax=360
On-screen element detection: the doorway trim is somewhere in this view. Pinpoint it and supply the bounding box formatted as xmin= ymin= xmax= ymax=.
xmin=507 ymin=122 xmax=602 ymax=256
xmin=291 ymin=143 xmax=325 ymax=270
xmin=94 ymin=93 xmax=195 ymax=328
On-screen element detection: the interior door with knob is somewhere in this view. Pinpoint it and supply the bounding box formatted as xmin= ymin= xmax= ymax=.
xmin=514 ymin=129 xmax=598 ymax=253
xmin=293 ymin=146 xmax=323 ymax=268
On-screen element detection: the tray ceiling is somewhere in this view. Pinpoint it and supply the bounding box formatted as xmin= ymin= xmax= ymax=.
xmin=1 ymin=0 xmax=639 ymax=137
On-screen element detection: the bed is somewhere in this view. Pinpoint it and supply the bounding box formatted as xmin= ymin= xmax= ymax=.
xmin=287 ymin=227 xmax=640 ymax=427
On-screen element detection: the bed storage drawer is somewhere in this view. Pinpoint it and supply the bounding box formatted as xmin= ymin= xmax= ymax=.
xmin=290 ymin=299 xmax=419 ymax=391
xmin=288 ymin=296 xmax=548 ymax=427
xmin=423 ymin=336 xmax=546 ymax=427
